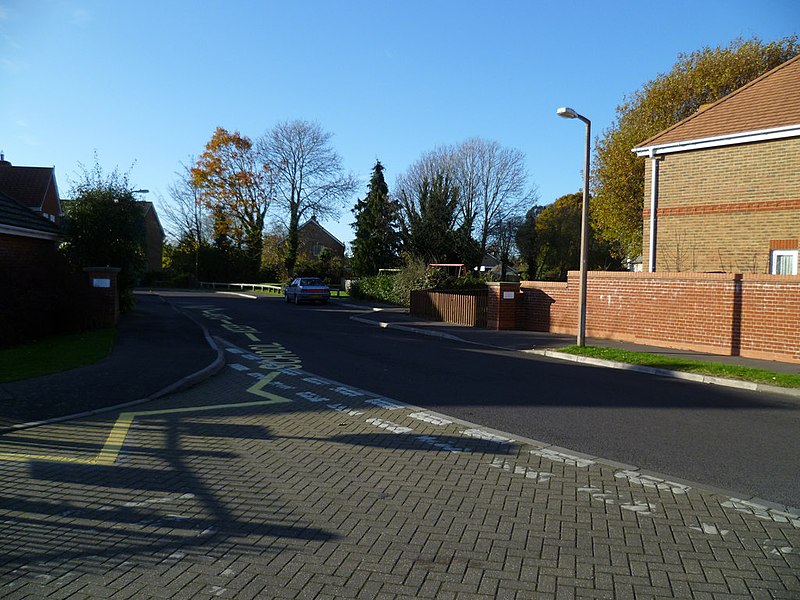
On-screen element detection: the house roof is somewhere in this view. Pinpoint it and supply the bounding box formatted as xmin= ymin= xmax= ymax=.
xmin=138 ymin=201 xmax=165 ymax=239
xmin=635 ymin=54 xmax=800 ymax=152
xmin=298 ymin=216 xmax=345 ymax=249
xmin=0 ymin=163 xmax=60 ymax=212
xmin=0 ymin=190 xmax=62 ymax=239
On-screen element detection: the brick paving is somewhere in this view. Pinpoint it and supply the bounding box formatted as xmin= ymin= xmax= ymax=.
xmin=0 ymin=342 xmax=798 ymax=599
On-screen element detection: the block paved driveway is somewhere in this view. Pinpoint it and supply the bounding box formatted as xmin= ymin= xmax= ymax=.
xmin=1 ymin=339 xmax=798 ymax=599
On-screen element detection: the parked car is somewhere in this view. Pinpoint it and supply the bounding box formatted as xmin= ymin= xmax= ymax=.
xmin=284 ymin=277 xmax=331 ymax=304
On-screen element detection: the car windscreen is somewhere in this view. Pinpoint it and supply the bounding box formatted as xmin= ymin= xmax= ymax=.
xmin=300 ymin=278 xmax=324 ymax=286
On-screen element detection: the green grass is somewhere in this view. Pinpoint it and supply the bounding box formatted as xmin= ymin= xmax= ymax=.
xmin=557 ymin=345 xmax=800 ymax=389
xmin=0 ymin=328 xmax=116 ymax=383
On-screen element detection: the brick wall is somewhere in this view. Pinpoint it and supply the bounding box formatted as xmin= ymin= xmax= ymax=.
xmin=643 ymin=137 xmax=800 ymax=273
xmin=521 ymin=271 xmax=800 ymax=363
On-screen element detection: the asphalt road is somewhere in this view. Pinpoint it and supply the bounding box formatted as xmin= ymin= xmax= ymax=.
xmin=168 ymin=291 xmax=800 ymax=507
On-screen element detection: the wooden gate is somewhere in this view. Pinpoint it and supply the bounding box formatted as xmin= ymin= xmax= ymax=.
xmin=409 ymin=289 xmax=488 ymax=327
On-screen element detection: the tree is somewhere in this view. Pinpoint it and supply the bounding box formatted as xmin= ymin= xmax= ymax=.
xmin=62 ymin=159 xmax=146 ymax=310
xmin=350 ymin=161 xmax=402 ymax=276
xmin=161 ymin=160 xmax=211 ymax=282
xmin=515 ymin=204 xmax=544 ymax=280
xmin=487 ymin=216 xmax=523 ymax=281
xmin=191 ymin=127 xmax=276 ymax=276
xmin=521 ymin=192 xmax=621 ymax=281
xmin=260 ymin=120 xmax=357 ymax=276
xmin=400 ymin=172 xmax=466 ymax=263
xmin=592 ymin=36 xmax=799 ymax=258
xmin=454 ymin=138 xmax=532 ymax=259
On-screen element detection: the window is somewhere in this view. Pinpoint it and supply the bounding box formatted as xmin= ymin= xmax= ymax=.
xmin=771 ymin=249 xmax=798 ymax=275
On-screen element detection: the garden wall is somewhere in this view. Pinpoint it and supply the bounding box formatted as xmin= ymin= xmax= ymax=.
xmin=519 ymin=271 xmax=800 ymax=364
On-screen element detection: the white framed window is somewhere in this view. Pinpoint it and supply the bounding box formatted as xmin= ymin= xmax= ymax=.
xmin=770 ymin=249 xmax=798 ymax=275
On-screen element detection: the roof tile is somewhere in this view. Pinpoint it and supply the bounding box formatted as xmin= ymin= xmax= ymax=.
xmin=639 ymin=54 xmax=800 ymax=147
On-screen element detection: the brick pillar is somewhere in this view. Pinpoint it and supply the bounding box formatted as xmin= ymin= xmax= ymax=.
xmin=486 ymin=282 xmax=521 ymax=330
xmin=83 ymin=267 xmax=122 ymax=327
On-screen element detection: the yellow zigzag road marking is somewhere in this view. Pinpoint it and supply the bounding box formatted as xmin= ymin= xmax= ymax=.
xmin=0 ymin=371 xmax=290 ymax=466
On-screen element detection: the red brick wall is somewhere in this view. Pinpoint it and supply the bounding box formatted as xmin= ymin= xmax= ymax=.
xmin=521 ymin=271 xmax=800 ymax=363
xmin=642 ymin=138 xmax=800 ymax=273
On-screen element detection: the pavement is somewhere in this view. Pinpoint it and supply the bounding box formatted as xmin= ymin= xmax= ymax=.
xmin=0 ymin=294 xmax=224 ymax=431
xmin=1 ymin=292 xmax=799 ymax=598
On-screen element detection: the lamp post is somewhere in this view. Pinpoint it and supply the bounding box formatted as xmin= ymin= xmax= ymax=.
xmin=556 ymin=106 xmax=591 ymax=347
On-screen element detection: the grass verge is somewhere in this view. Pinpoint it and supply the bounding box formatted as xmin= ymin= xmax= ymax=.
xmin=0 ymin=328 xmax=116 ymax=383
xmin=557 ymin=345 xmax=800 ymax=389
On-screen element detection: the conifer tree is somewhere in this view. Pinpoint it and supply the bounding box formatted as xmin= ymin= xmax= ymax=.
xmin=350 ymin=161 xmax=402 ymax=276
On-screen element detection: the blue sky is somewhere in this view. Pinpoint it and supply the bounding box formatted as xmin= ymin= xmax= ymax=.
xmin=1 ymin=1 xmax=797 ymax=247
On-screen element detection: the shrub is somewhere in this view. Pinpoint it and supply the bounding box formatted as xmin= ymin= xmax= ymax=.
xmin=349 ymin=257 xmax=486 ymax=306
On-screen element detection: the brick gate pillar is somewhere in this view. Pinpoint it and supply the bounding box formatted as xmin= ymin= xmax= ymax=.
xmin=486 ymin=282 xmax=521 ymax=330
xmin=83 ymin=267 xmax=122 ymax=327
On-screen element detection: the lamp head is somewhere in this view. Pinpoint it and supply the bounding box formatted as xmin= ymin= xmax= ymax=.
xmin=556 ymin=107 xmax=578 ymax=119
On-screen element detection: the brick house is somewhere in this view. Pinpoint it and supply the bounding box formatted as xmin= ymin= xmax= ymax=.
xmin=0 ymin=155 xmax=63 ymax=225
xmin=0 ymin=156 xmax=63 ymax=275
xmin=0 ymin=189 xmax=62 ymax=260
xmin=633 ymin=54 xmax=800 ymax=275
xmin=138 ymin=201 xmax=164 ymax=272
xmin=295 ymin=216 xmax=345 ymax=260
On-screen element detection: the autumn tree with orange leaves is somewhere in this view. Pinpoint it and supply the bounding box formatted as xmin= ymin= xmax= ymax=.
xmin=191 ymin=127 xmax=277 ymax=274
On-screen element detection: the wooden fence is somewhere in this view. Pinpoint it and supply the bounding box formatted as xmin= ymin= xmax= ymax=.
xmin=410 ymin=289 xmax=488 ymax=327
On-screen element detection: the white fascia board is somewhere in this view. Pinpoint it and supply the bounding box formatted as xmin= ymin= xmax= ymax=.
xmin=633 ymin=124 xmax=800 ymax=157
xmin=0 ymin=223 xmax=61 ymax=240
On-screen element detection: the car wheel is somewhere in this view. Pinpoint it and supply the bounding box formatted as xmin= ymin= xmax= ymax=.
xmin=285 ymin=293 xmax=290 ymax=303
xmin=294 ymin=294 xmax=300 ymax=305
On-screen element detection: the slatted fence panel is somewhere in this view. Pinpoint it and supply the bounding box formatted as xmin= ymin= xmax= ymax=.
xmin=410 ymin=289 xmax=488 ymax=327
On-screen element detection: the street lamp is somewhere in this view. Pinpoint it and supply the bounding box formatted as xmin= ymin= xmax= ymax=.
xmin=132 ymin=189 xmax=149 ymax=194
xmin=557 ymin=106 xmax=591 ymax=347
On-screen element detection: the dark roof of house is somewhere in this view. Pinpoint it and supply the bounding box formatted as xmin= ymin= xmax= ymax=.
xmin=637 ymin=54 xmax=800 ymax=148
xmin=0 ymin=164 xmax=59 ymax=211
xmin=0 ymin=190 xmax=61 ymax=237
xmin=298 ymin=216 xmax=345 ymax=249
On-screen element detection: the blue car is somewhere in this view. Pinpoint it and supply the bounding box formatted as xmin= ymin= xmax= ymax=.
xmin=284 ymin=277 xmax=331 ymax=304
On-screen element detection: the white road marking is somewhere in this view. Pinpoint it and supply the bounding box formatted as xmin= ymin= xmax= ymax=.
xmin=365 ymin=418 xmax=413 ymax=434
xmin=365 ymin=398 xmax=406 ymax=410
xmin=462 ymin=429 xmax=514 ymax=443
xmin=333 ymin=386 xmax=365 ymax=397
xmin=267 ymin=381 xmax=295 ymax=390
xmin=620 ymin=500 xmax=658 ymax=515
xmin=615 ymin=470 xmax=691 ymax=494
xmin=123 ymin=493 xmax=196 ymax=508
xmin=408 ymin=412 xmax=453 ymax=426
xmin=416 ymin=435 xmax=469 ymax=453
xmin=229 ymin=364 xmax=250 ymax=372
xmin=533 ymin=448 xmax=595 ymax=468
xmin=578 ymin=487 xmax=658 ymax=515
xmin=327 ymin=403 xmax=364 ymax=416
xmin=489 ymin=458 xmax=552 ymax=482
xmin=721 ymin=498 xmax=800 ymax=527
xmin=296 ymin=391 xmax=331 ymax=403
xmin=690 ymin=523 xmax=730 ymax=536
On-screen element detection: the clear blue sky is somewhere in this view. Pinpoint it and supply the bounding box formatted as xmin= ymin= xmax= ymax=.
xmin=2 ymin=0 xmax=797 ymax=247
